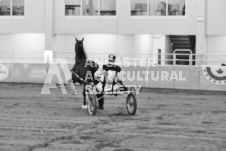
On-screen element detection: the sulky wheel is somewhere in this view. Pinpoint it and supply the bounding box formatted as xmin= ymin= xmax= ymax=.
xmin=126 ymin=93 xmax=137 ymax=115
xmin=86 ymin=94 xmax=97 ymax=115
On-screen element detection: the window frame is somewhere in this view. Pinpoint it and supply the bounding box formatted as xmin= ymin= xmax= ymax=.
xmin=130 ymin=0 xmax=186 ymax=19
xmin=64 ymin=0 xmax=118 ymax=19
xmin=0 ymin=0 xmax=25 ymax=18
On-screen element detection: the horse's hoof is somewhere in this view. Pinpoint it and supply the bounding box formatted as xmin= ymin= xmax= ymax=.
xmin=81 ymin=105 xmax=88 ymax=109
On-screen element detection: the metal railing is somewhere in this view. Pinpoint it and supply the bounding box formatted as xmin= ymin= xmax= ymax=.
xmin=0 ymin=51 xmax=226 ymax=91
xmin=0 ymin=51 xmax=226 ymax=66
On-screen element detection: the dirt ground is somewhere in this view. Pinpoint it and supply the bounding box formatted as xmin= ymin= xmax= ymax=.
xmin=0 ymin=83 xmax=226 ymax=151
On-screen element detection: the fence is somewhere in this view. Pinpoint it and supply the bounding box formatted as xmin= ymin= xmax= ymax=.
xmin=0 ymin=51 xmax=226 ymax=91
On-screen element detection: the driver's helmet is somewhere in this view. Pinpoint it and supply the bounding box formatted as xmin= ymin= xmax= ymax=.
xmin=108 ymin=54 xmax=116 ymax=63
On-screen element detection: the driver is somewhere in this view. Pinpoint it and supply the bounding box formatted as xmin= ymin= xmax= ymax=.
xmin=95 ymin=54 xmax=123 ymax=110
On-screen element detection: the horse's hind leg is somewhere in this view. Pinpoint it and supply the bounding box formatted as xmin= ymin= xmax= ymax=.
xmin=97 ymin=93 xmax=104 ymax=110
xmin=83 ymin=86 xmax=86 ymax=106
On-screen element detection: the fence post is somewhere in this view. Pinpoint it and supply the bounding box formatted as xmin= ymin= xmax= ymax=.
xmin=197 ymin=54 xmax=204 ymax=90
xmin=46 ymin=55 xmax=50 ymax=84
xmin=12 ymin=52 xmax=14 ymax=83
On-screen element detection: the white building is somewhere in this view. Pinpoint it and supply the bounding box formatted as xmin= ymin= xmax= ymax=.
xmin=0 ymin=0 xmax=226 ymax=91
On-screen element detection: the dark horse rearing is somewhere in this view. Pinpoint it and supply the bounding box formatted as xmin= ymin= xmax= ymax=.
xmin=71 ymin=38 xmax=99 ymax=108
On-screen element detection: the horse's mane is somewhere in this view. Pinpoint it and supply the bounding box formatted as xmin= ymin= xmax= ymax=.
xmin=75 ymin=38 xmax=87 ymax=65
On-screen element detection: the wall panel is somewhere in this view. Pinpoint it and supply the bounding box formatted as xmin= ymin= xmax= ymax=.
xmin=54 ymin=0 xmax=197 ymax=35
xmin=0 ymin=63 xmax=13 ymax=82
xmin=148 ymin=66 xmax=174 ymax=88
xmin=0 ymin=0 xmax=45 ymax=33
xmin=173 ymin=66 xmax=190 ymax=89
xmin=207 ymin=0 xmax=226 ymax=35
xmin=13 ymin=63 xmax=47 ymax=83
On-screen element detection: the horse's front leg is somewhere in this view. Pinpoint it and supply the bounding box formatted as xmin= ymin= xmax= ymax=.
xmin=68 ymin=79 xmax=77 ymax=95
xmin=81 ymin=85 xmax=88 ymax=109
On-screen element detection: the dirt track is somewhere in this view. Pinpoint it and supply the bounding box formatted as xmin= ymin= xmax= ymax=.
xmin=0 ymin=83 xmax=226 ymax=151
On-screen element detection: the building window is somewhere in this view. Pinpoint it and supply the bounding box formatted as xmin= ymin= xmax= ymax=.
xmin=100 ymin=0 xmax=116 ymax=16
xmin=65 ymin=0 xmax=116 ymax=16
xmin=131 ymin=0 xmax=185 ymax=17
xmin=13 ymin=0 xmax=24 ymax=16
xmin=168 ymin=0 xmax=185 ymax=16
xmin=82 ymin=0 xmax=98 ymax=16
xmin=150 ymin=0 xmax=166 ymax=16
xmin=65 ymin=0 xmax=81 ymax=16
xmin=0 ymin=0 xmax=24 ymax=16
xmin=131 ymin=0 xmax=148 ymax=16
xmin=0 ymin=0 xmax=10 ymax=16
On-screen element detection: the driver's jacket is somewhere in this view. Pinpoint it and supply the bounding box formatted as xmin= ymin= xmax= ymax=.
xmin=94 ymin=63 xmax=122 ymax=91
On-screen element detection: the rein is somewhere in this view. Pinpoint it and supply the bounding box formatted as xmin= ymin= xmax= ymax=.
xmin=71 ymin=70 xmax=87 ymax=84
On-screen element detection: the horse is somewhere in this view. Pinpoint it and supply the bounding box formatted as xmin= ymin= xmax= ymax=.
xmin=71 ymin=38 xmax=100 ymax=109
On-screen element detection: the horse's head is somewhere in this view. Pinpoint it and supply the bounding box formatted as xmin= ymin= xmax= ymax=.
xmin=75 ymin=38 xmax=87 ymax=64
xmin=75 ymin=38 xmax=84 ymax=48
